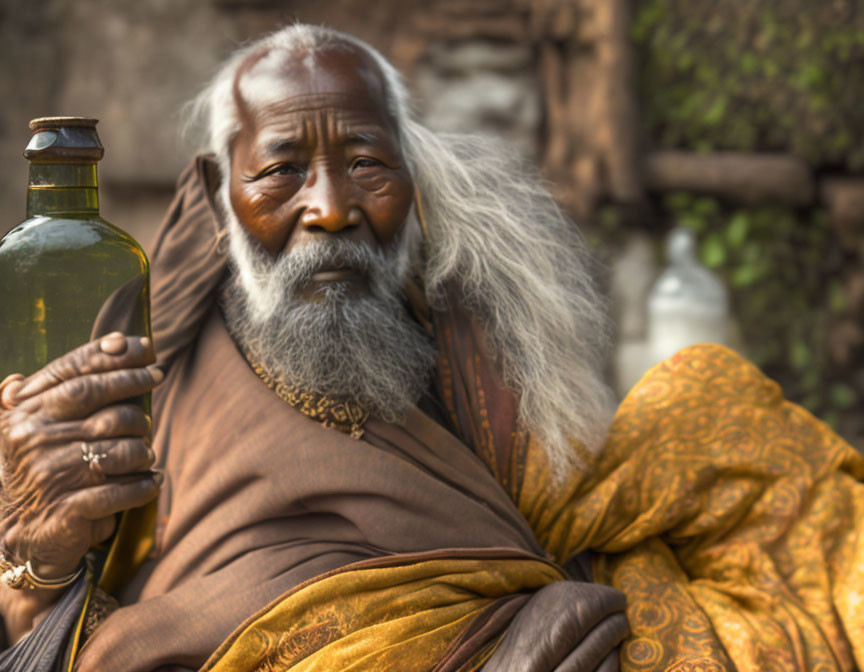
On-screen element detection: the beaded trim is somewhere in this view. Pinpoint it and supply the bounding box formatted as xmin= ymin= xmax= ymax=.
xmin=84 ymin=587 xmax=119 ymax=639
xmin=245 ymin=353 xmax=368 ymax=440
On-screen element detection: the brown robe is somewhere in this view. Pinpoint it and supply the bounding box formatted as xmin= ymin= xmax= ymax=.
xmin=75 ymin=306 xmax=551 ymax=671
xmin=73 ymin=159 xmax=600 ymax=671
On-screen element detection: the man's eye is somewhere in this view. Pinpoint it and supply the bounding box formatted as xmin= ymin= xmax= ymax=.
xmin=351 ymin=158 xmax=383 ymax=170
xmin=264 ymin=164 xmax=304 ymax=178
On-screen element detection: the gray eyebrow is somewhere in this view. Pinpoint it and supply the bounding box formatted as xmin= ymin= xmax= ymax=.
xmin=345 ymin=132 xmax=382 ymax=145
xmin=262 ymin=137 xmax=303 ymax=156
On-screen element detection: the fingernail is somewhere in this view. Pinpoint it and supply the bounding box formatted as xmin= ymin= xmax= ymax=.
xmin=100 ymin=333 xmax=126 ymax=354
xmin=146 ymin=364 xmax=164 ymax=384
xmin=0 ymin=375 xmax=24 ymax=410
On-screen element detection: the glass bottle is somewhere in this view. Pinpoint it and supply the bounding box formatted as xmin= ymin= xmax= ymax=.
xmin=0 ymin=117 xmax=155 ymax=597
xmin=647 ymin=227 xmax=729 ymax=364
xmin=0 ymin=117 xmax=151 ymax=382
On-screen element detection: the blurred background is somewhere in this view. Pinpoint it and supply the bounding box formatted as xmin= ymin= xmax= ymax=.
xmin=1 ymin=0 xmax=862 ymax=448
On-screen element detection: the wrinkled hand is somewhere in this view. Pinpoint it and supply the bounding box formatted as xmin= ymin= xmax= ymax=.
xmin=482 ymin=581 xmax=629 ymax=672
xmin=0 ymin=333 xmax=163 ymax=583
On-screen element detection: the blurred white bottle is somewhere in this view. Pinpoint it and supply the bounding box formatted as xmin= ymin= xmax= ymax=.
xmin=647 ymin=227 xmax=729 ymax=364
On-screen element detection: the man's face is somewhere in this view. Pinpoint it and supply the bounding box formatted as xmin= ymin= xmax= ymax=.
xmin=228 ymin=46 xmax=414 ymax=299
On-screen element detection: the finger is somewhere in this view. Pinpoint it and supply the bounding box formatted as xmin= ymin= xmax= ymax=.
xmin=23 ymin=367 xmax=162 ymax=421
xmin=38 ymin=439 xmax=154 ymax=490
xmin=19 ymin=404 xmax=152 ymax=451
xmin=81 ymin=404 xmax=152 ymax=442
xmin=0 ymin=374 xmax=25 ymax=410
xmin=535 ymin=582 xmax=627 ymax=647
xmin=594 ymin=650 xmax=619 ymax=672
xmin=99 ymin=332 xmax=128 ymax=356
xmin=64 ymin=472 xmax=162 ymax=520
xmin=81 ymin=438 xmax=155 ymax=477
xmin=556 ymin=613 xmax=629 ymax=672
xmin=15 ymin=335 xmax=156 ymax=401
xmin=91 ymin=516 xmax=118 ymax=545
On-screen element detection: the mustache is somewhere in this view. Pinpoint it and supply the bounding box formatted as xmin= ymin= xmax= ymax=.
xmin=270 ymin=239 xmax=381 ymax=291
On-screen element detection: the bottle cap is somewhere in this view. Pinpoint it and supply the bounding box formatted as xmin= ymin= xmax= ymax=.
xmin=666 ymin=227 xmax=696 ymax=265
xmin=24 ymin=117 xmax=104 ymax=163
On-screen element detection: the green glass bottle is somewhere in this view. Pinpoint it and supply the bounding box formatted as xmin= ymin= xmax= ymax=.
xmin=0 ymin=117 xmax=151 ymax=382
xmin=0 ymin=117 xmax=155 ymax=602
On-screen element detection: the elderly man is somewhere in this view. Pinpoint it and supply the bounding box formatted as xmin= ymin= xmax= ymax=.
xmin=1 ymin=24 xmax=863 ymax=672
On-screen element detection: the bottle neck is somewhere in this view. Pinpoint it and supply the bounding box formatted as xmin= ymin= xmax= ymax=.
xmin=26 ymin=163 xmax=99 ymax=218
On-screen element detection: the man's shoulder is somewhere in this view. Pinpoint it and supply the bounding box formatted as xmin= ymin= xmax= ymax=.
xmin=150 ymin=155 xmax=228 ymax=371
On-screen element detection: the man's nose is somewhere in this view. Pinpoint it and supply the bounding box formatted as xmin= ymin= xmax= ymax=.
xmin=299 ymin=169 xmax=360 ymax=233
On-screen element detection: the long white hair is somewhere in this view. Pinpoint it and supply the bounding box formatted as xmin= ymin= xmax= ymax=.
xmin=185 ymin=24 xmax=616 ymax=473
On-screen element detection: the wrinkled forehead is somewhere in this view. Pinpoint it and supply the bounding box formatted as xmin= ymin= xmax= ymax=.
xmin=233 ymin=44 xmax=394 ymax=127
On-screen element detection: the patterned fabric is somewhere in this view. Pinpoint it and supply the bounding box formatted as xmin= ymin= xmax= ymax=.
xmin=513 ymin=344 xmax=864 ymax=671
xmin=200 ymin=553 xmax=564 ymax=672
xmin=82 ymin=588 xmax=119 ymax=641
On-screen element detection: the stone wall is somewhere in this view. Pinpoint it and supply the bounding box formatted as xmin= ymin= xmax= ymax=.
xmin=0 ymin=0 xmax=636 ymax=244
xmin=1 ymin=0 xmax=861 ymax=445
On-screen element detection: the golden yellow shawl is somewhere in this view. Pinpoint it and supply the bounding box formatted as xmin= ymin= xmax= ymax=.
xmin=198 ymin=343 xmax=864 ymax=671
xmin=522 ymin=344 xmax=864 ymax=671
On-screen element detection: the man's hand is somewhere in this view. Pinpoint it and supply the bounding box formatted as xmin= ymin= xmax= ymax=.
xmin=482 ymin=581 xmax=629 ymax=671
xmin=0 ymin=333 xmax=163 ymax=640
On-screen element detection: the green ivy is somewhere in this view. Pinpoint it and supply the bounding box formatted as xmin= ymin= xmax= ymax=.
xmin=633 ymin=0 xmax=864 ymax=169
xmin=626 ymin=1 xmax=863 ymax=443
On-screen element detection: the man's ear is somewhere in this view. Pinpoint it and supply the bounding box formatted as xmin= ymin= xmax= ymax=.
xmin=200 ymin=155 xmax=223 ymax=209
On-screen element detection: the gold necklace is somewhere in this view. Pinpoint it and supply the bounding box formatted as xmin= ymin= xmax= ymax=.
xmin=244 ymin=351 xmax=368 ymax=440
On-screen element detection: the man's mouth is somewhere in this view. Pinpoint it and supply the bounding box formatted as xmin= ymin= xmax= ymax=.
xmin=309 ymin=268 xmax=363 ymax=283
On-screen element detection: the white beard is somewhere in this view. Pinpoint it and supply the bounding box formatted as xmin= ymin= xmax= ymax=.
xmin=219 ymin=203 xmax=436 ymax=424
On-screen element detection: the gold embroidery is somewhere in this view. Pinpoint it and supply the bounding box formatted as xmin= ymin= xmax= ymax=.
xmin=243 ymin=351 xmax=369 ymax=440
